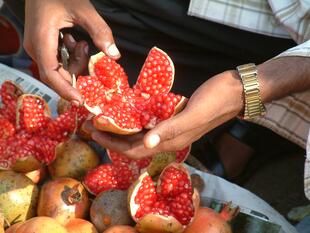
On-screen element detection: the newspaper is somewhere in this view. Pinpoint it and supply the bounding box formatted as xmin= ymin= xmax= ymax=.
xmin=0 ymin=63 xmax=297 ymax=233
xmin=0 ymin=63 xmax=60 ymax=118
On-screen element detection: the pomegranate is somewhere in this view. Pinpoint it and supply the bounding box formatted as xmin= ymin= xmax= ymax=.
xmin=77 ymin=47 xmax=187 ymax=135
xmin=128 ymin=163 xmax=200 ymax=233
xmin=84 ymin=162 xmax=139 ymax=195
xmin=103 ymin=225 xmax=138 ymax=233
xmin=0 ymin=80 xmax=89 ymax=171
xmin=107 ymin=146 xmax=190 ymax=177
xmin=0 ymin=212 xmax=4 ymax=233
xmin=16 ymin=94 xmax=51 ymax=133
xmin=0 ymin=80 xmax=23 ymax=123
xmin=90 ymin=190 xmax=134 ymax=232
xmin=183 ymin=203 xmax=239 ymax=233
xmin=14 ymin=217 xmax=68 ymax=233
xmin=65 ymin=219 xmax=98 ymax=233
xmin=0 ymin=117 xmax=15 ymax=140
xmin=0 ymin=171 xmax=39 ymax=227
xmin=24 ymin=166 xmax=46 ymax=184
xmin=4 ymin=223 xmax=23 ymax=233
xmin=48 ymin=137 xmax=100 ymax=180
xmin=37 ymin=177 xmax=90 ymax=225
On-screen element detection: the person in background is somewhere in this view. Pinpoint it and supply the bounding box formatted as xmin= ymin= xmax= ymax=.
xmin=4 ymin=0 xmax=310 ymax=202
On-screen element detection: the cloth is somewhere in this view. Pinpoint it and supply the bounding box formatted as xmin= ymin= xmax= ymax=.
xmin=189 ymin=0 xmax=310 ymax=200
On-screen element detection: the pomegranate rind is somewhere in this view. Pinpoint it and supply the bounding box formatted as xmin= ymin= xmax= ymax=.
xmin=135 ymin=214 xmax=183 ymax=233
xmin=11 ymin=155 xmax=41 ymax=173
xmin=88 ymin=52 xmax=104 ymax=77
xmin=92 ymin=113 xmax=141 ymax=135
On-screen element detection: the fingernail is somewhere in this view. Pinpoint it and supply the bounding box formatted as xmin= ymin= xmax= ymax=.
xmin=107 ymin=44 xmax=120 ymax=57
xmin=68 ymin=34 xmax=75 ymax=43
xmin=147 ymin=134 xmax=160 ymax=148
xmin=84 ymin=44 xmax=89 ymax=55
xmin=71 ymin=99 xmax=80 ymax=107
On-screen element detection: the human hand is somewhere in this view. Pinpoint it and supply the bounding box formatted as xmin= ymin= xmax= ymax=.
xmin=82 ymin=71 xmax=244 ymax=159
xmin=24 ymin=0 xmax=120 ymax=105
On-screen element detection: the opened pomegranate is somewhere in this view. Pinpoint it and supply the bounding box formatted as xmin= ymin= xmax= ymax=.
xmin=183 ymin=203 xmax=239 ymax=233
xmin=0 ymin=117 xmax=15 ymax=140
xmin=128 ymin=163 xmax=199 ymax=233
xmin=37 ymin=177 xmax=90 ymax=225
xmin=14 ymin=217 xmax=68 ymax=233
xmin=0 ymin=171 xmax=39 ymax=227
xmin=65 ymin=219 xmax=98 ymax=233
xmin=83 ymin=162 xmax=139 ymax=195
xmin=90 ymin=190 xmax=134 ymax=232
xmin=48 ymin=137 xmax=100 ymax=180
xmin=5 ymin=222 xmax=23 ymax=233
xmin=16 ymin=94 xmax=51 ymax=133
xmin=0 ymin=80 xmax=23 ymax=123
xmin=77 ymin=47 xmax=187 ymax=135
xmin=0 ymin=80 xmax=89 ymax=171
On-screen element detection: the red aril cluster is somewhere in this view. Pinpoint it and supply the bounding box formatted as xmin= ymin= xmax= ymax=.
xmin=0 ymin=81 xmax=89 ymax=171
xmin=129 ymin=163 xmax=200 ymax=233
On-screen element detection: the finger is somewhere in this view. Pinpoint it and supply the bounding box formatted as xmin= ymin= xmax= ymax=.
xmin=34 ymin=27 xmax=83 ymax=104
xmin=143 ymin=111 xmax=196 ymax=149
xmin=91 ymin=131 xmax=157 ymax=159
xmin=68 ymin=41 xmax=89 ymax=76
xmin=63 ymin=33 xmax=77 ymax=52
xmin=74 ymin=5 xmax=121 ymax=59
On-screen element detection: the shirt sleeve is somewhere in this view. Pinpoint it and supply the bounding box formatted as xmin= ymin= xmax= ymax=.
xmin=275 ymin=39 xmax=310 ymax=58
xmin=268 ymin=0 xmax=310 ymax=43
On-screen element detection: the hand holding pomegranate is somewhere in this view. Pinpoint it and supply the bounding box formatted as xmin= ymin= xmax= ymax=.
xmin=24 ymin=0 xmax=120 ymax=105
xmin=83 ymin=70 xmax=244 ymax=159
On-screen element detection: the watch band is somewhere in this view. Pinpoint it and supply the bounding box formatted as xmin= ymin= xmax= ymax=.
xmin=236 ymin=63 xmax=266 ymax=119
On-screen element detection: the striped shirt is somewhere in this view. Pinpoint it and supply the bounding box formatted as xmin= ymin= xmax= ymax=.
xmin=188 ymin=0 xmax=310 ymax=200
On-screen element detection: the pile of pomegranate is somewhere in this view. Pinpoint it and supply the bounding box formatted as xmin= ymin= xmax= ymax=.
xmin=0 ymin=47 xmax=238 ymax=233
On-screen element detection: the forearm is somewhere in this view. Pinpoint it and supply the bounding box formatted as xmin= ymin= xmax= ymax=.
xmin=258 ymin=56 xmax=310 ymax=103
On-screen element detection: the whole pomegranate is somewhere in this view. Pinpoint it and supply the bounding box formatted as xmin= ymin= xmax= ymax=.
xmin=90 ymin=190 xmax=134 ymax=232
xmin=65 ymin=219 xmax=98 ymax=233
xmin=48 ymin=137 xmax=100 ymax=180
xmin=14 ymin=217 xmax=68 ymax=233
xmin=24 ymin=166 xmax=46 ymax=184
xmin=4 ymin=222 xmax=23 ymax=233
xmin=77 ymin=47 xmax=187 ymax=135
xmin=0 ymin=212 xmax=3 ymax=233
xmin=183 ymin=204 xmax=239 ymax=233
xmin=128 ymin=163 xmax=200 ymax=233
xmin=37 ymin=177 xmax=90 ymax=225
xmin=0 ymin=171 xmax=38 ymax=227
xmin=103 ymin=225 xmax=138 ymax=233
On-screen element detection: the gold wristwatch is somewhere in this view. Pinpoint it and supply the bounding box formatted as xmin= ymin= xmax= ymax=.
xmin=236 ymin=63 xmax=266 ymax=119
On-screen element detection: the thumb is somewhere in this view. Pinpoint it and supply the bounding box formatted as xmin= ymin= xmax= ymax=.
xmin=75 ymin=5 xmax=121 ymax=59
xmin=143 ymin=114 xmax=189 ymax=149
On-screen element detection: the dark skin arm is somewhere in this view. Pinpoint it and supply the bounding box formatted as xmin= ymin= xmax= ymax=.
xmin=83 ymin=56 xmax=310 ymax=159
